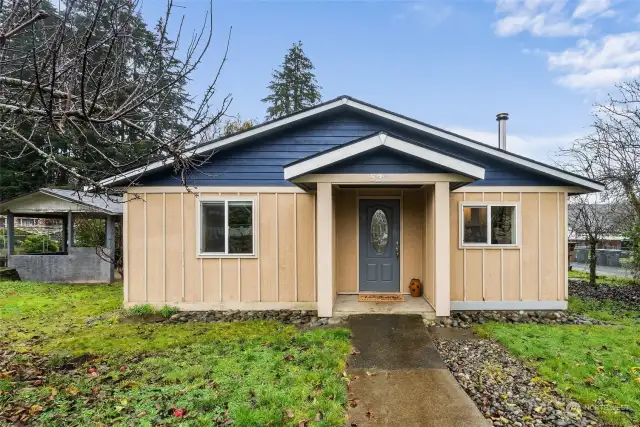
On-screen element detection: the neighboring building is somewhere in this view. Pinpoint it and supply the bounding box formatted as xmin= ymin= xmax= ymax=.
xmin=102 ymin=96 xmax=603 ymax=317
xmin=0 ymin=188 xmax=122 ymax=282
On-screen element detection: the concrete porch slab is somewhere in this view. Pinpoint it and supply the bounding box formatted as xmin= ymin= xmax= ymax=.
xmin=333 ymin=295 xmax=436 ymax=319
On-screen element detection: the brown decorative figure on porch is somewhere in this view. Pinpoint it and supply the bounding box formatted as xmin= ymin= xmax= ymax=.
xmin=409 ymin=279 xmax=422 ymax=297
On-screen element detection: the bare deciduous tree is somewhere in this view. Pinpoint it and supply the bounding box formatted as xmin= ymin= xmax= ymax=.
xmin=568 ymin=195 xmax=627 ymax=285
xmin=562 ymin=81 xmax=640 ymax=218
xmin=0 ymin=0 xmax=231 ymax=194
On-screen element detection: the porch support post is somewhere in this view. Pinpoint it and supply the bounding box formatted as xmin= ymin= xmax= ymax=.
xmin=316 ymin=182 xmax=334 ymax=317
xmin=105 ymin=215 xmax=116 ymax=282
xmin=434 ymin=182 xmax=451 ymax=317
xmin=7 ymin=212 xmax=15 ymax=256
xmin=66 ymin=212 xmax=74 ymax=250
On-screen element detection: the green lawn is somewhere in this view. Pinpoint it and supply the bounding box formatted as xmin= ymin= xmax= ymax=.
xmin=568 ymin=269 xmax=638 ymax=286
xmin=477 ymin=296 xmax=640 ymax=426
xmin=0 ymin=282 xmax=350 ymax=426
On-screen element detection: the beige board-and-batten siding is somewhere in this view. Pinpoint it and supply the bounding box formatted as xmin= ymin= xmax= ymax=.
xmin=449 ymin=190 xmax=568 ymax=308
xmin=124 ymin=188 xmax=317 ymax=310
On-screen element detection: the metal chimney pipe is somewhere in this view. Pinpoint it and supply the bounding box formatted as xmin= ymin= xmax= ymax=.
xmin=496 ymin=112 xmax=509 ymax=150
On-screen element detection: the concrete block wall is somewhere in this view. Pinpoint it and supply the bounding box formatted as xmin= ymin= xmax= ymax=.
xmin=8 ymin=247 xmax=113 ymax=283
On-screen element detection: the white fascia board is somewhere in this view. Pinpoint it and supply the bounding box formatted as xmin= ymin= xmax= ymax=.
xmin=283 ymin=133 xmax=485 ymax=180
xmin=384 ymin=136 xmax=485 ymax=180
xmin=283 ymin=134 xmax=384 ymax=180
xmin=99 ymin=98 xmax=348 ymax=186
xmin=344 ymin=100 xmax=604 ymax=192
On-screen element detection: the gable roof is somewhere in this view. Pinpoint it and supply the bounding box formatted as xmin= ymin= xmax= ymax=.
xmin=283 ymin=132 xmax=485 ymax=180
xmin=100 ymin=95 xmax=604 ymax=192
xmin=0 ymin=188 xmax=122 ymax=215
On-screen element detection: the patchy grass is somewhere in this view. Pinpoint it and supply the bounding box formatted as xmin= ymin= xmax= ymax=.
xmin=477 ymin=297 xmax=640 ymax=427
xmin=0 ymin=281 xmax=350 ymax=426
xmin=568 ymin=269 xmax=637 ymax=286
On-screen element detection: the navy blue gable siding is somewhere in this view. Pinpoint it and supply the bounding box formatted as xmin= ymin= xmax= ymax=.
xmin=138 ymin=113 xmax=380 ymax=186
xmin=138 ymin=110 xmax=576 ymax=187
xmin=315 ymin=147 xmax=454 ymax=175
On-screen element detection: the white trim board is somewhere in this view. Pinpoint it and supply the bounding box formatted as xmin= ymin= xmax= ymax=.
xmin=99 ymin=96 xmax=604 ymax=192
xmin=450 ymin=301 xmax=568 ymax=311
xmin=284 ymin=133 xmax=485 ymax=181
xmin=124 ymin=301 xmax=318 ymax=311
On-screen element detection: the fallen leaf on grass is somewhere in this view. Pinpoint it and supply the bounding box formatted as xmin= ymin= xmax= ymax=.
xmin=285 ymin=409 xmax=294 ymax=418
xmin=283 ymin=354 xmax=294 ymax=361
xmin=584 ymin=377 xmax=595 ymax=385
xmin=314 ymin=412 xmax=323 ymax=421
xmin=298 ymin=420 xmax=308 ymax=427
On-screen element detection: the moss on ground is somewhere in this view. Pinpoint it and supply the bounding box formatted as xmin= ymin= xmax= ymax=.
xmin=0 ymin=281 xmax=350 ymax=426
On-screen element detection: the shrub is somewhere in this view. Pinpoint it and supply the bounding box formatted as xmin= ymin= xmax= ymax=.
xmin=158 ymin=304 xmax=180 ymax=318
xmin=125 ymin=304 xmax=179 ymax=318
xmin=19 ymin=234 xmax=60 ymax=253
xmin=74 ymin=218 xmax=106 ymax=247
xmin=127 ymin=304 xmax=156 ymax=316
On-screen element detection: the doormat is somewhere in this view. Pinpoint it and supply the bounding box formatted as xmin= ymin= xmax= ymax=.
xmin=358 ymin=294 xmax=405 ymax=302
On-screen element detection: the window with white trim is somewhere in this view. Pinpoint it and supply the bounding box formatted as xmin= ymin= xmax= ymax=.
xmin=461 ymin=203 xmax=517 ymax=246
xmin=199 ymin=199 xmax=255 ymax=255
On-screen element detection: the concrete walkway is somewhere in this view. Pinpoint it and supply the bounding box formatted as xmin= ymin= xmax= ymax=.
xmin=346 ymin=315 xmax=489 ymax=427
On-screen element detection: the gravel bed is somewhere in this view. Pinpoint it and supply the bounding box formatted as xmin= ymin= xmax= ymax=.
xmin=434 ymin=337 xmax=604 ymax=427
xmin=425 ymin=310 xmax=610 ymax=329
xmin=164 ymin=310 xmax=329 ymax=327
xmin=569 ymin=279 xmax=639 ymax=306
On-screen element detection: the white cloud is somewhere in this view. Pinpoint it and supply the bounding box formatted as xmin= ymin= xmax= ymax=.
xmin=573 ymin=0 xmax=612 ymax=19
xmin=493 ymin=0 xmax=614 ymax=38
xmin=556 ymin=67 xmax=640 ymax=88
xmin=548 ymin=32 xmax=640 ymax=88
xmin=445 ymin=126 xmax=582 ymax=163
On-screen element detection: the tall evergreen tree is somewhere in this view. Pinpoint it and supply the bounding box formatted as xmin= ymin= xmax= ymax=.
xmin=262 ymin=41 xmax=321 ymax=120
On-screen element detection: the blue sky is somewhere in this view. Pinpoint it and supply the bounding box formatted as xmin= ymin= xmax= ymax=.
xmin=139 ymin=0 xmax=640 ymax=162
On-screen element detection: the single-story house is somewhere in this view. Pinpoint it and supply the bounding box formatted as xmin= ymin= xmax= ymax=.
xmin=102 ymin=96 xmax=603 ymax=317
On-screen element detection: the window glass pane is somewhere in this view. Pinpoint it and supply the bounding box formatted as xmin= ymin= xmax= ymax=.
xmin=463 ymin=206 xmax=488 ymax=244
xmin=371 ymin=209 xmax=389 ymax=254
xmin=491 ymin=206 xmax=516 ymax=244
xmin=228 ymin=201 xmax=253 ymax=254
xmin=202 ymin=202 xmax=225 ymax=253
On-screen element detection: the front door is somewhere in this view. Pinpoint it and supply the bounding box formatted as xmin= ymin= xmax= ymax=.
xmin=359 ymin=199 xmax=400 ymax=292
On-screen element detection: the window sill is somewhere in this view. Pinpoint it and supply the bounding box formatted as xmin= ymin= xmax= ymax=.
xmin=197 ymin=254 xmax=258 ymax=259
xmin=459 ymin=245 xmax=520 ymax=250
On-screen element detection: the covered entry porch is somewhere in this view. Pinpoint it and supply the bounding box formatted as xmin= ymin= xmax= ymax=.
xmin=284 ymin=132 xmax=487 ymax=318
xmin=310 ymin=180 xmax=458 ymax=318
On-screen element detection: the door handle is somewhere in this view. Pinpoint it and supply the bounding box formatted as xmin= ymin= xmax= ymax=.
xmin=395 ymin=241 xmax=399 ymax=259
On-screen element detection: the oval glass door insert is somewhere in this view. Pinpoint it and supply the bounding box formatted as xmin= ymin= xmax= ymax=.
xmin=371 ymin=209 xmax=389 ymax=254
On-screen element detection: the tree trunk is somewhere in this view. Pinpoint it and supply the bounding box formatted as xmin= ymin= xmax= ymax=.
xmin=589 ymin=241 xmax=597 ymax=286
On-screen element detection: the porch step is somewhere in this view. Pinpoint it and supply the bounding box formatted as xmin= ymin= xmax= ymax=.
xmin=333 ymin=295 xmax=436 ymax=320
